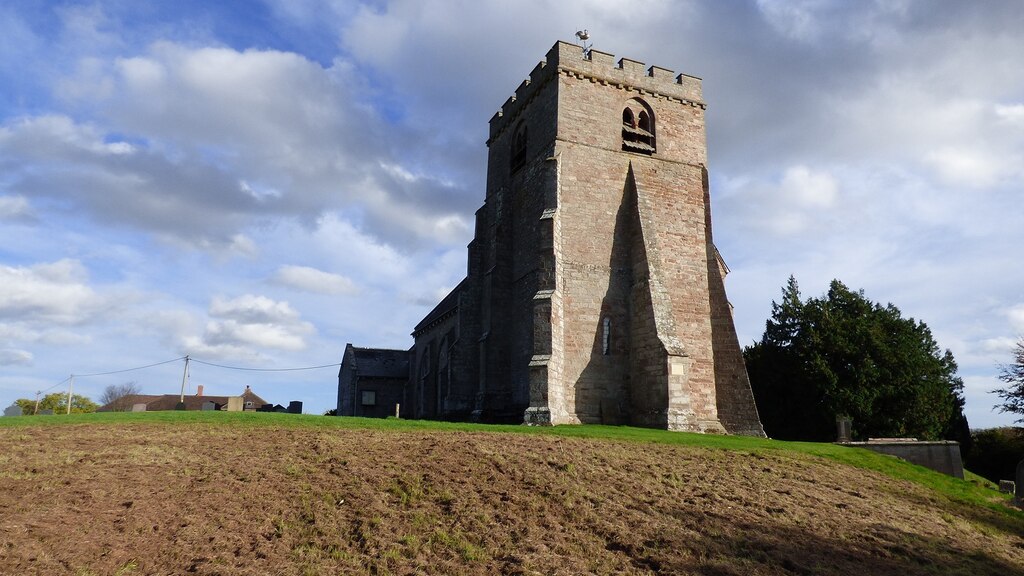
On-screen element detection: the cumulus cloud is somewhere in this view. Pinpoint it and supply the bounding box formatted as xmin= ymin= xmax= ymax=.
xmin=0 ymin=114 xmax=263 ymax=249
xmin=1 ymin=37 xmax=479 ymax=253
xmin=719 ymin=165 xmax=841 ymax=237
xmin=1 ymin=1 xmax=1023 ymax=425
xmin=779 ymin=165 xmax=838 ymax=208
xmin=0 ymin=259 xmax=107 ymax=324
xmin=979 ymin=336 xmax=1018 ymax=356
xmin=272 ymin=265 xmax=359 ymax=295
xmin=924 ymin=146 xmax=1010 ymax=189
xmin=182 ymin=294 xmax=315 ymax=358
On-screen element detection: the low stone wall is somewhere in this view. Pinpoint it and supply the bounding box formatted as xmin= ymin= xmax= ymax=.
xmin=842 ymin=440 xmax=964 ymax=479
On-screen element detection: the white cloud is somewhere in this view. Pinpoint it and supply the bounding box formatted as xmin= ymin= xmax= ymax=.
xmin=924 ymin=147 xmax=1007 ymax=189
xmin=780 ymin=165 xmax=838 ymax=208
xmin=979 ymin=336 xmax=1018 ymax=355
xmin=182 ymin=294 xmax=316 ymax=356
xmin=272 ymin=265 xmax=359 ymax=295
xmin=719 ymin=165 xmax=840 ymax=237
xmin=201 ymin=319 xmax=310 ymax=351
xmin=227 ymin=234 xmax=258 ymax=257
xmin=0 ymin=259 xmax=107 ymax=324
xmin=209 ymin=294 xmax=302 ymax=325
xmin=0 ymin=39 xmax=481 ymax=252
xmin=1 ymin=0 xmax=1023 ymax=425
xmin=0 ymin=349 xmax=32 ymax=366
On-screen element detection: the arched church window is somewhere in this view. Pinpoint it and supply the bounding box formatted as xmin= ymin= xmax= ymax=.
xmin=622 ymin=99 xmax=655 ymax=155
xmin=510 ymin=123 xmax=528 ymax=172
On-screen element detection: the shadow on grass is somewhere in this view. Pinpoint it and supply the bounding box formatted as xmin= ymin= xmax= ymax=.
xmin=630 ymin=519 xmax=1023 ymax=576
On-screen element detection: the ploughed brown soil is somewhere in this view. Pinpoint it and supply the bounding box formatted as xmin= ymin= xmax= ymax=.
xmin=1 ymin=423 xmax=1023 ymax=575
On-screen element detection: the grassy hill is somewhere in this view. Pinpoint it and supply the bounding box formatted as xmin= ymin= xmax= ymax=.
xmin=1 ymin=412 xmax=1022 ymax=575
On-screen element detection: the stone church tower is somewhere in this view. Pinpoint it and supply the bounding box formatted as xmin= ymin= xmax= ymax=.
xmin=339 ymin=41 xmax=764 ymax=436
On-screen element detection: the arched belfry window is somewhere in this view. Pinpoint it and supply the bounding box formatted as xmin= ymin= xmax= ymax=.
xmin=638 ymin=111 xmax=651 ymax=133
xmin=622 ymin=98 xmax=655 ymax=155
xmin=510 ymin=122 xmax=528 ymax=172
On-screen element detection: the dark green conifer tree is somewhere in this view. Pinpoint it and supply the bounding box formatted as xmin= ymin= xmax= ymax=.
xmin=745 ymin=277 xmax=968 ymax=442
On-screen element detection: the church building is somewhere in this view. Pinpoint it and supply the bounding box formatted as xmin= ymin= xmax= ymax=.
xmin=337 ymin=41 xmax=765 ymax=436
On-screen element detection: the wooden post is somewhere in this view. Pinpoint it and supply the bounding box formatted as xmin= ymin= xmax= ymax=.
xmin=395 ymin=404 xmax=400 ymax=419
xmin=66 ymin=375 xmax=74 ymax=415
xmin=177 ymin=356 xmax=190 ymax=410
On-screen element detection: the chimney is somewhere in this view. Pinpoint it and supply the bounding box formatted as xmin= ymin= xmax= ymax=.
xmin=196 ymin=385 xmax=204 ymax=397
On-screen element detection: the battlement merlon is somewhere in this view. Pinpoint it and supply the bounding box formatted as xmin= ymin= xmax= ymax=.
xmin=488 ymin=40 xmax=705 ymax=143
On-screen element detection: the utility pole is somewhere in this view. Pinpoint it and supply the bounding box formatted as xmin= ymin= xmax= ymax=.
xmin=178 ymin=356 xmax=190 ymax=410
xmin=66 ymin=375 xmax=74 ymax=415
xmin=33 ymin=391 xmax=40 ymax=415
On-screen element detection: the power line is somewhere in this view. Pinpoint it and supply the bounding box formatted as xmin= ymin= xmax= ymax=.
xmin=38 ymin=375 xmax=71 ymax=394
xmin=190 ymin=358 xmax=341 ymax=372
xmin=72 ymin=356 xmax=187 ymax=378
xmin=31 ymin=356 xmax=341 ymax=398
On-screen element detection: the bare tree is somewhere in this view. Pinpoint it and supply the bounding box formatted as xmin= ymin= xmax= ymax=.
xmin=100 ymin=382 xmax=142 ymax=412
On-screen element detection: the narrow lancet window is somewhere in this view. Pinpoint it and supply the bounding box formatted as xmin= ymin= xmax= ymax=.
xmin=510 ymin=123 xmax=528 ymax=172
xmin=602 ymin=317 xmax=611 ymax=355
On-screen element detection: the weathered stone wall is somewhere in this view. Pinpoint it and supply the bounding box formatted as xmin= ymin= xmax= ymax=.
xmin=337 ymin=344 xmax=356 ymax=416
xmin=411 ymin=319 xmax=457 ymax=420
xmin=846 ymin=441 xmax=965 ymax=479
xmin=353 ymin=377 xmax=404 ymax=418
xmin=384 ymin=40 xmax=764 ymax=435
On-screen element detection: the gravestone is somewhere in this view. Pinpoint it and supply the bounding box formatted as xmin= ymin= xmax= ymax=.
xmin=201 ymin=401 xmax=216 ymax=411
xmin=835 ymin=416 xmax=852 ymax=443
xmin=999 ymin=480 xmax=1015 ymax=494
xmin=287 ymin=401 xmax=302 ymax=414
xmin=1016 ymin=459 xmax=1024 ymax=508
xmin=132 ymin=403 xmax=147 ymax=412
xmin=3 ymin=404 xmax=22 ymax=417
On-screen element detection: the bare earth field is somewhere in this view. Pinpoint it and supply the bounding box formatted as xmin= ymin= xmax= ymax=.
xmin=1 ymin=419 xmax=1022 ymax=575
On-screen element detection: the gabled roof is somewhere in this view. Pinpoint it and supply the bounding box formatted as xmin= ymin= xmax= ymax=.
xmin=97 ymin=387 xmax=270 ymax=412
xmin=413 ymin=278 xmax=465 ymax=335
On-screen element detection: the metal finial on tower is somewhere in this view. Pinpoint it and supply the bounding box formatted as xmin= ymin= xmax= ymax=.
xmin=575 ymin=29 xmax=592 ymax=56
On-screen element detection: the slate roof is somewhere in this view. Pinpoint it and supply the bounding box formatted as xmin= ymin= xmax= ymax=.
xmin=349 ymin=347 xmax=409 ymax=379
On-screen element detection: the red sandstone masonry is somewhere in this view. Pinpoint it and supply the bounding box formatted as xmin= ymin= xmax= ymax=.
xmin=399 ymin=41 xmax=763 ymax=435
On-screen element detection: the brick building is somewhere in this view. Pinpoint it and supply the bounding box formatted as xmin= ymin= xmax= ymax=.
xmin=97 ymin=385 xmax=269 ymax=412
xmin=338 ymin=41 xmax=764 ymax=436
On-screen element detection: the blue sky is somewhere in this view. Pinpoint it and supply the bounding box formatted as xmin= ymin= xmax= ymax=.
xmin=1 ymin=0 xmax=1022 ymax=428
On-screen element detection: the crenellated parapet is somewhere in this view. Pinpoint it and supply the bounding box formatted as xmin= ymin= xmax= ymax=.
xmin=489 ymin=41 xmax=705 ymax=142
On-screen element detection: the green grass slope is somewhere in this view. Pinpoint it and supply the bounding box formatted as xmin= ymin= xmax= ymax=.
xmin=1 ymin=412 xmax=1021 ymax=575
